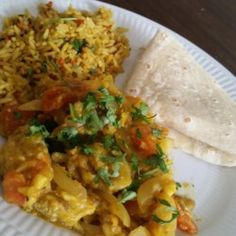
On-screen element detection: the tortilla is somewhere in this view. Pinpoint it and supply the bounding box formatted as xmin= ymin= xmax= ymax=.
xmin=125 ymin=31 xmax=236 ymax=166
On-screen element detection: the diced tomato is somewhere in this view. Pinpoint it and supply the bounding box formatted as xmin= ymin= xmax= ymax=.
xmin=130 ymin=124 xmax=156 ymax=157
xmin=3 ymin=171 xmax=26 ymax=206
xmin=41 ymin=86 xmax=77 ymax=112
xmin=0 ymin=103 xmax=35 ymax=136
xmin=75 ymin=19 xmax=84 ymax=26
xmin=58 ymin=57 xmax=65 ymax=66
xmin=125 ymin=200 xmax=140 ymax=217
xmin=176 ymin=199 xmax=198 ymax=234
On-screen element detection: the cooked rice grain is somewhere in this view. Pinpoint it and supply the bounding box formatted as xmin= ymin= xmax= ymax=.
xmin=0 ymin=3 xmax=130 ymax=106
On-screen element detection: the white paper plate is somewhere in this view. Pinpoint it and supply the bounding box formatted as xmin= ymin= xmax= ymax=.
xmin=0 ymin=0 xmax=236 ymax=236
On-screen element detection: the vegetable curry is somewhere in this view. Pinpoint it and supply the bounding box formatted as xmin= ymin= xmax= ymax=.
xmin=0 ymin=76 xmax=197 ymax=235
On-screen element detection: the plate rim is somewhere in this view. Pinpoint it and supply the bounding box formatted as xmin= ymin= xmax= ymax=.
xmin=0 ymin=1 xmax=236 ymax=236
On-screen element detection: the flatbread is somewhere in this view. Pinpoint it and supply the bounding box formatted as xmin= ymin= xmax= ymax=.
xmin=125 ymin=31 xmax=236 ymax=166
xmin=169 ymin=129 xmax=236 ymax=166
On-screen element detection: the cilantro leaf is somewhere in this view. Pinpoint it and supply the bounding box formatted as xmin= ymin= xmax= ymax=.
xmin=144 ymin=144 xmax=168 ymax=173
xmin=104 ymin=109 xmax=118 ymax=126
xmin=136 ymin=128 xmax=142 ymax=139
xmin=152 ymin=199 xmax=179 ymax=224
xmin=83 ymin=93 xmax=97 ymax=111
xmin=100 ymin=155 xmax=118 ymax=164
xmin=110 ymin=161 xmax=121 ymax=178
xmin=81 ymin=144 xmax=93 ymax=155
xmin=99 ymin=87 xmax=109 ymax=96
xmin=96 ymin=168 xmax=111 ymax=185
xmin=127 ymin=179 xmax=140 ymax=192
xmin=57 ymin=127 xmax=80 ymax=148
xmin=103 ymin=135 xmax=115 ymax=149
xmin=119 ymin=189 xmax=137 ymax=203
xmin=176 ymin=182 xmax=182 ymax=190
xmin=85 ymin=110 xmax=103 ymax=134
xmin=144 ymin=155 xmax=168 ymax=173
xmin=100 ymin=154 xmax=126 ymax=180
xmin=139 ymin=168 xmax=160 ymax=180
xmin=152 ymin=128 xmax=161 ymax=137
xmin=72 ymin=39 xmax=86 ymax=53
xmin=115 ymin=95 xmax=125 ymax=105
xmin=69 ymin=103 xmax=78 ymax=121
xmin=29 ymin=119 xmax=49 ymax=138
xmin=152 ymin=213 xmax=179 ymax=225
xmin=130 ymin=154 xmax=139 ymax=173
xmin=131 ymin=102 xmax=149 ymax=123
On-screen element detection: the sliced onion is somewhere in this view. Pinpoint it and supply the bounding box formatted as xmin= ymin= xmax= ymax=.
xmin=52 ymin=163 xmax=87 ymax=200
xmin=18 ymin=99 xmax=42 ymax=111
xmin=99 ymin=190 xmax=131 ymax=227
xmin=137 ymin=176 xmax=162 ymax=213
xmin=128 ymin=226 xmax=151 ymax=236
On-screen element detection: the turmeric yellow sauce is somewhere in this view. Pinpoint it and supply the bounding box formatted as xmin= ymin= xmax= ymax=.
xmin=0 ymin=76 xmax=197 ymax=235
xmin=0 ymin=3 xmax=197 ymax=235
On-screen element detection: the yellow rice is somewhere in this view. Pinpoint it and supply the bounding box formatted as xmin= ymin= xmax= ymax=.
xmin=0 ymin=2 xmax=130 ymax=106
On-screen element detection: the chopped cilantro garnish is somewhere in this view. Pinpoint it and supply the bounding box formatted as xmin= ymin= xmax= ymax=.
xmin=103 ymin=135 xmax=115 ymax=149
xmin=176 ymin=182 xmax=182 ymax=190
xmin=139 ymin=168 xmax=160 ymax=180
xmin=99 ymin=87 xmax=109 ymax=95
xmin=96 ymin=168 xmax=111 ymax=185
xmin=118 ymin=189 xmax=137 ymax=203
xmin=152 ymin=199 xmax=179 ymax=225
xmin=144 ymin=144 xmax=168 ymax=173
xmin=144 ymin=154 xmax=168 ymax=173
xmin=103 ymin=109 xmax=118 ymax=126
xmin=99 ymin=154 xmax=126 ymax=181
xmin=127 ymin=178 xmax=140 ymax=192
xmin=100 ymin=153 xmax=126 ymax=165
xmin=85 ymin=110 xmax=103 ymax=134
xmin=57 ymin=127 xmax=80 ymax=148
xmin=69 ymin=103 xmax=78 ymax=121
xmin=29 ymin=119 xmax=49 ymax=138
xmin=152 ymin=213 xmax=179 ymax=225
xmin=130 ymin=154 xmax=139 ymax=173
xmin=136 ymin=128 xmax=142 ymax=139
xmin=72 ymin=39 xmax=86 ymax=53
xmin=81 ymin=144 xmax=93 ymax=155
xmin=100 ymin=155 xmax=118 ymax=164
xmin=115 ymin=95 xmax=125 ymax=105
xmin=152 ymin=128 xmax=161 ymax=137
xmin=83 ymin=93 xmax=97 ymax=111
xmin=70 ymin=88 xmax=122 ymax=134
xmin=131 ymin=102 xmax=149 ymax=123
xmin=110 ymin=161 xmax=121 ymax=177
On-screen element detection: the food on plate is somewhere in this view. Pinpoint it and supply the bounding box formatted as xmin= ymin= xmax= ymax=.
xmin=0 ymin=2 xmax=129 ymax=109
xmin=0 ymin=3 xmax=198 ymax=236
xmin=125 ymin=31 xmax=236 ymax=167
xmin=0 ymin=75 xmax=196 ymax=235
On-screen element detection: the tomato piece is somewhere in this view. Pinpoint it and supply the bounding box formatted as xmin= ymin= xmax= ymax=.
xmin=41 ymin=86 xmax=77 ymax=112
xmin=130 ymin=124 xmax=156 ymax=157
xmin=3 ymin=171 xmax=26 ymax=206
xmin=176 ymin=199 xmax=198 ymax=234
xmin=125 ymin=200 xmax=140 ymax=217
xmin=0 ymin=103 xmax=35 ymax=136
xmin=58 ymin=57 xmax=65 ymax=66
